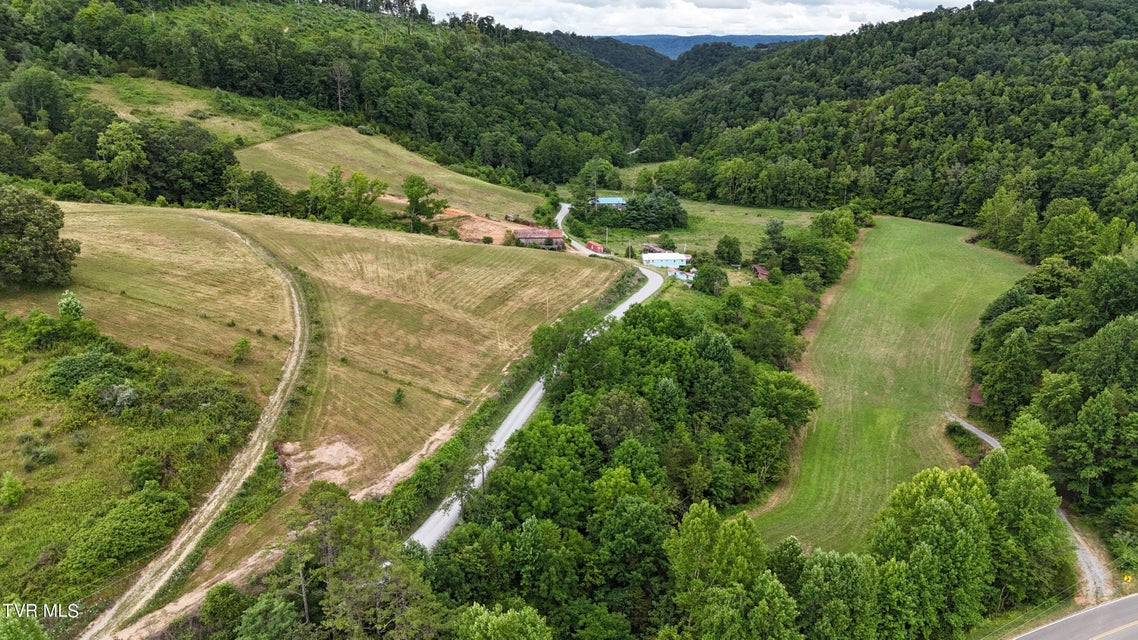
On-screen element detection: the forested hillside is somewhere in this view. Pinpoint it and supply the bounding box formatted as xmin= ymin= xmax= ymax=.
xmin=542 ymin=31 xmax=671 ymax=82
xmin=641 ymin=0 xmax=1138 ymax=225
xmin=2 ymin=0 xmax=645 ymax=187
xmin=610 ymin=34 xmax=822 ymax=59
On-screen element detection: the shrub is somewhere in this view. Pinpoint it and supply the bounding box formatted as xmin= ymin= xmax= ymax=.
xmin=231 ymin=337 xmax=251 ymax=364
xmin=53 ymin=182 xmax=89 ymax=201
xmin=71 ymin=430 xmax=90 ymax=452
xmin=59 ymin=481 xmax=188 ymax=582
xmin=482 ymin=236 xmax=493 ymax=244
xmin=58 ymin=290 xmax=84 ymax=321
xmin=0 ymin=471 xmax=25 ymax=509
xmin=394 ymin=387 xmax=405 ymax=405
xmin=201 ymin=583 xmax=254 ymax=639
xmin=41 ymin=350 xmax=132 ymax=396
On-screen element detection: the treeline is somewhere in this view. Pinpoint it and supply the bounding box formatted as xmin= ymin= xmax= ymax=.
xmin=2 ymin=0 xmax=645 ymax=185
xmin=0 ymin=297 xmax=258 ymax=618
xmin=0 ymin=64 xmax=465 ymax=235
xmin=972 ymin=246 xmax=1138 ymax=570
xmin=0 ymin=63 xmax=243 ymax=206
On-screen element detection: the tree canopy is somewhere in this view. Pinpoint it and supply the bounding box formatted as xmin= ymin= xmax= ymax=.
xmin=0 ymin=186 xmax=80 ymax=289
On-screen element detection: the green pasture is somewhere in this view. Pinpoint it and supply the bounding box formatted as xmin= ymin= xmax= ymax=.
xmin=752 ymin=217 xmax=1030 ymax=551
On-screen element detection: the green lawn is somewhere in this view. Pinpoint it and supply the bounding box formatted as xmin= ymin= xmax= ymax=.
xmin=752 ymin=217 xmax=1030 ymax=551
xmin=577 ymin=191 xmax=813 ymax=257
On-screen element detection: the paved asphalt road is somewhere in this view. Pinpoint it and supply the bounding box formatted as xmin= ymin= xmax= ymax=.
xmin=410 ymin=207 xmax=664 ymax=549
xmin=1014 ymin=594 xmax=1138 ymax=640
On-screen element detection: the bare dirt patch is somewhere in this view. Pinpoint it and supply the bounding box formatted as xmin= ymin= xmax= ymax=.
xmin=283 ymin=438 xmax=365 ymax=488
xmin=352 ymin=419 xmax=461 ymax=500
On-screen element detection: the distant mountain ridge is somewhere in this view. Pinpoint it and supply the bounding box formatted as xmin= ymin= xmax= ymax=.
xmin=607 ymin=34 xmax=824 ymax=59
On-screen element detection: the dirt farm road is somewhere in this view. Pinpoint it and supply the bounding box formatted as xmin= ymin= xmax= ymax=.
xmin=949 ymin=412 xmax=1116 ymax=604
xmin=79 ymin=215 xmax=310 ymax=640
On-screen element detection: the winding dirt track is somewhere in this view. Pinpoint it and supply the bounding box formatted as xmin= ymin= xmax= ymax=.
xmin=78 ymin=214 xmax=309 ymax=640
xmin=949 ymin=412 xmax=1116 ymax=603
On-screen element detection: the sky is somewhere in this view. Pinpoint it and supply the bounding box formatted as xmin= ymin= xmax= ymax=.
xmin=424 ymin=0 xmax=974 ymax=37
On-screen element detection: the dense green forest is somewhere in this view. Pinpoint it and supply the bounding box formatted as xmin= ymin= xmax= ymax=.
xmin=637 ymin=0 xmax=1138 ymax=223
xmin=1 ymin=0 xmax=645 ymax=187
xmin=972 ymin=244 xmax=1138 ymax=572
xmin=9 ymin=0 xmax=1138 ymax=228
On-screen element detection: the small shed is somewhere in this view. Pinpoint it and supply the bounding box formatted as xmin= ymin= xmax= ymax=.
xmin=752 ymin=264 xmax=770 ymax=280
xmin=668 ymin=267 xmax=696 ymax=282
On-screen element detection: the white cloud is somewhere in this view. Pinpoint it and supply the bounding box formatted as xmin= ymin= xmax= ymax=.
xmin=688 ymin=0 xmax=751 ymax=9
xmin=426 ymin=0 xmax=972 ymax=36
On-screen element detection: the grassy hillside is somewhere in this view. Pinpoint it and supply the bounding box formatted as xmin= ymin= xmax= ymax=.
xmin=752 ymin=217 xmax=1030 ymax=551
xmin=0 ymin=205 xmax=289 ymax=614
xmin=237 ymin=126 xmax=546 ymax=217
xmin=79 ymin=75 xmax=333 ymax=147
xmin=0 ymin=205 xmax=293 ymax=400
xmin=191 ymin=211 xmax=622 ymax=489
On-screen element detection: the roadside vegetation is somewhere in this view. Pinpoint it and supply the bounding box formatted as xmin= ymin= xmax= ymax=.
xmin=972 ymin=243 xmax=1138 ymax=573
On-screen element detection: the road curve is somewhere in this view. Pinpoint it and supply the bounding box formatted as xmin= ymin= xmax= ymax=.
xmin=410 ymin=206 xmax=664 ymax=549
xmin=79 ymin=214 xmax=310 ymax=640
xmin=948 ymin=413 xmax=1116 ymax=605
xmin=555 ymin=203 xmax=598 ymax=255
xmin=1013 ymin=594 xmax=1138 ymax=640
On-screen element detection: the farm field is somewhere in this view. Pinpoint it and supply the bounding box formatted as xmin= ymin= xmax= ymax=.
xmin=579 ymin=186 xmax=814 ymax=256
xmin=190 ymin=211 xmax=623 ymax=490
xmin=236 ymin=126 xmax=546 ymax=217
xmin=752 ymin=216 xmax=1030 ymax=552
xmin=79 ymin=75 xmax=333 ymax=146
xmin=0 ymin=204 xmax=294 ymax=400
xmin=0 ymin=205 xmax=295 ymax=620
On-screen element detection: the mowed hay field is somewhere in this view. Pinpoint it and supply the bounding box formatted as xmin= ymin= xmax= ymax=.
xmin=753 ymin=217 xmax=1030 ymax=552
xmin=584 ymin=187 xmax=814 ymax=255
xmin=195 ymin=212 xmax=623 ymax=489
xmin=0 ymin=204 xmax=294 ymax=400
xmin=236 ymin=126 xmax=545 ymax=217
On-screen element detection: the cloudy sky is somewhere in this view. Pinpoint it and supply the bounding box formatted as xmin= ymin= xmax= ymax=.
xmin=426 ymin=0 xmax=973 ymax=37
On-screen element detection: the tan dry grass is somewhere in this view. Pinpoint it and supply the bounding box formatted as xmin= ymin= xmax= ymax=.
xmin=236 ymin=126 xmax=545 ymax=217
xmin=0 ymin=204 xmax=293 ymax=400
xmin=191 ymin=212 xmax=623 ymax=489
